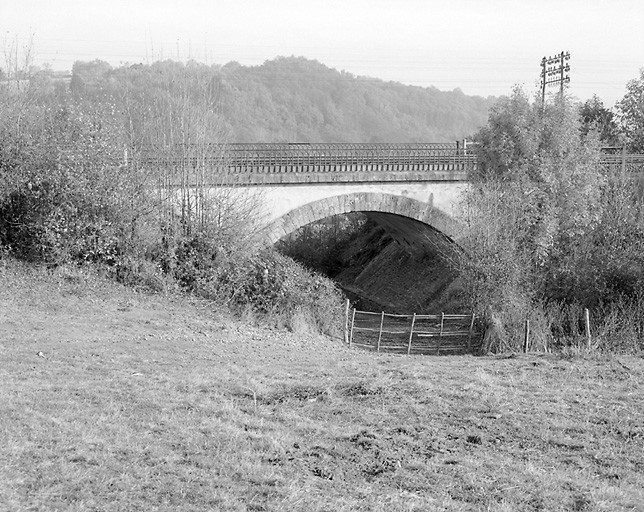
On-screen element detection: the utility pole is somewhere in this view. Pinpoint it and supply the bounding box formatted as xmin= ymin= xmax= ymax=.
xmin=540 ymin=51 xmax=571 ymax=104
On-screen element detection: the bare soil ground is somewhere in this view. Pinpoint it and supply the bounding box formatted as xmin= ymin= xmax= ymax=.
xmin=332 ymin=225 xmax=464 ymax=314
xmin=2 ymin=260 xmax=644 ymax=511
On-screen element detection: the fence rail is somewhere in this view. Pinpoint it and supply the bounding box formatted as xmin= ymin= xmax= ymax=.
xmin=347 ymin=308 xmax=481 ymax=355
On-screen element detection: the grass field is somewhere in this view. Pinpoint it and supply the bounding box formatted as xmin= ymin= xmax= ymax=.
xmin=1 ymin=260 xmax=644 ymax=511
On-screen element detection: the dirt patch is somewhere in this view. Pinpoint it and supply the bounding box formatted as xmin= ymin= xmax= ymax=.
xmin=334 ymin=227 xmax=464 ymax=313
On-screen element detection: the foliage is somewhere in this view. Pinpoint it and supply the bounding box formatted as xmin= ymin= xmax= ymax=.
xmin=472 ymin=87 xmax=538 ymax=180
xmin=66 ymin=56 xmax=495 ymax=144
xmin=464 ymin=88 xmax=644 ymax=351
xmin=0 ymin=97 xmax=151 ymax=266
xmin=175 ymin=243 xmax=345 ymax=335
xmin=579 ymin=95 xmax=620 ymax=145
xmin=616 ymin=68 xmax=644 ymax=152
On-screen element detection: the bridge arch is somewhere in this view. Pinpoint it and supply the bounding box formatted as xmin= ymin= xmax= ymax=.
xmin=263 ymin=192 xmax=462 ymax=244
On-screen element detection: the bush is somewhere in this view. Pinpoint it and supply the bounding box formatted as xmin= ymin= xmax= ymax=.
xmin=176 ymin=244 xmax=345 ymax=335
xmin=464 ymin=89 xmax=644 ymax=352
xmin=0 ymin=100 xmax=151 ymax=268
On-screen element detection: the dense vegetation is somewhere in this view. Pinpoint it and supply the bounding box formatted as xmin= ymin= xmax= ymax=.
xmin=458 ymin=82 xmax=644 ymax=352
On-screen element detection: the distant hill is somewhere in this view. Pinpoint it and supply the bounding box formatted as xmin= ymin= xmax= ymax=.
xmin=68 ymin=56 xmax=495 ymax=144
xmin=216 ymin=57 xmax=495 ymax=142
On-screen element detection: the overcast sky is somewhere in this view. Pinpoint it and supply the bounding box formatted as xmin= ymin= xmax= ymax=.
xmin=3 ymin=0 xmax=643 ymax=106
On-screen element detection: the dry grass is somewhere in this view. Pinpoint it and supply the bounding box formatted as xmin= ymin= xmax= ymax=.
xmin=1 ymin=259 xmax=644 ymax=511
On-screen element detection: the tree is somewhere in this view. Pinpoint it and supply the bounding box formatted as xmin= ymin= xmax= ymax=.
xmin=616 ymin=68 xmax=644 ymax=152
xmin=470 ymin=90 xmax=604 ymax=287
xmin=0 ymin=97 xmax=149 ymax=264
xmin=461 ymin=87 xmax=644 ymax=349
xmin=579 ymin=95 xmax=620 ymax=145
xmin=70 ymin=60 xmax=113 ymax=99
xmin=471 ymin=86 xmax=538 ymax=180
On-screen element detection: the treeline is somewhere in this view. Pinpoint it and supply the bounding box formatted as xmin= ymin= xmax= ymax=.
xmin=67 ymin=56 xmax=494 ymax=143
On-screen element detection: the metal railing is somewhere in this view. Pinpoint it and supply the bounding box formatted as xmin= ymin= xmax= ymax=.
xmin=136 ymin=142 xmax=477 ymax=173
xmin=134 ymin=142 xmax=644 ymax=177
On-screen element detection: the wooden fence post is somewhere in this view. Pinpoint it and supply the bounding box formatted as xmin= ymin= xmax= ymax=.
xmin=437 ymin=312 xmax=444 ymax=355
xmin=523 ymin=319 xmax=530 ymax=353
xmin=622 ymin=145 xmax=627 ymax=176
xmin=467 ymin=313 xmax=475 ymax=352
xmin=344 ymin=299 xmax=350 ymax=345
xmin=349 ymin=308 xmax=356 ymax=348
xmin=377 ymin=311 xmax=384 ymax=353
xmin=407 ymin=313 xmax=417 ymax=355
xmin=584 ymin=308 xmax=591 ymax=350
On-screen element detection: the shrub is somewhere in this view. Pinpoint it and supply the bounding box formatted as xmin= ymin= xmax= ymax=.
xmin=0 ymin=100 xmax=151 ymax=268
xmin=181 ymin=245 xmax=345 ymax=336
xmin=465 ymin=89 xmax=644 ymax=352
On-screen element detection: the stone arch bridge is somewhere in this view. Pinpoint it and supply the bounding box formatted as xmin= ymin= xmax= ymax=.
xmin=138 ymin=142 xmax=644 ymax=246
xmin=141 ymin=142 xmax=473 ymax=246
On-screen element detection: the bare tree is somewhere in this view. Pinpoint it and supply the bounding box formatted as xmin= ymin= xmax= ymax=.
xmin=125 ymin=63 xmax=264 ymax=269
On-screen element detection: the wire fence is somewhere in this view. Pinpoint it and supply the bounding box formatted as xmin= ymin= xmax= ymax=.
xmin=346 ymin=306 xmax=481 ymax=355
